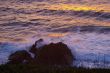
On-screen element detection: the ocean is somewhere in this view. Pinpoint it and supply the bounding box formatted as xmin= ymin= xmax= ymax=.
xmin=0 ymin=0 xmax=110 ymax=68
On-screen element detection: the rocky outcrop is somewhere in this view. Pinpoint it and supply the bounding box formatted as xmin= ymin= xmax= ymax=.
xmin=37 ymin=42 xmax=74 ymax=66
xmin=8 ymin=50 xmax=32 ymax=64
xmin=7 ymin=39 xmax=74 ymax=66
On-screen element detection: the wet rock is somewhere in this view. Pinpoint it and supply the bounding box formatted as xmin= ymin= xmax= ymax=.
xmin=37 ymin=42 xmax=74 ymax=66
xmin=8 ymin=50 xmax=32 ymax=64
xmin=29 ymin=39 xmax=44 ymax=58
xmin=7 ymin=39 xmax=74 ymax=66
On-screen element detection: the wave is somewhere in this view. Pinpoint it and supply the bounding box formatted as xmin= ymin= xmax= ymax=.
xmin=2 ymin=0 xmax=110 ymax=4
xmin=36 ymin=9 xmax=110 ymax=20
xmin=50 ymin=26 xmax=110 ymax=34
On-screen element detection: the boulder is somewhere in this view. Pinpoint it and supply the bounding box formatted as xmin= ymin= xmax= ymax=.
xmin=29 ymin=39 xmax=43 ymax=59
xmin=37 ymin=42 xmax=74 ymax=66
xmin=8 ymin=50 xmax=32 ymax=64
xmin=7 ymin=39 xmax=74 ymax=66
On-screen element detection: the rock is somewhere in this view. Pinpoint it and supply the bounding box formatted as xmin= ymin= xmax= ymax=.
xmin=29 ymin=42 xmax=38 ymax=55
xmin=37 ymin=42 xmax=74 ymax=66
xmin=7 ymin=39 xmax=74 ymax=66
xmin=8 ymin=50 xmax=32 ymax=64
xmin=35 ymin=39 xmax=44 ymax=48
xmin=29 ymin=39 xmax=44 ymax=59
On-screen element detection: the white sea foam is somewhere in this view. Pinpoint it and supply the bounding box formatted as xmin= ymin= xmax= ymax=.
xmin=1 ymin=32 xmax=110 ymax=68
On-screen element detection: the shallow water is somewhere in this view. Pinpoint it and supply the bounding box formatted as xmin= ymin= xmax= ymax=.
xmin=0 ymin=0 xmax=110 ymax=68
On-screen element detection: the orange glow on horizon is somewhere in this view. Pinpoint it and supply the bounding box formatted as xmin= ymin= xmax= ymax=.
xmin=47 ymin=33 xmax=68 ymax=37
xmin=46 ymin=4 xmax=110 ymax=12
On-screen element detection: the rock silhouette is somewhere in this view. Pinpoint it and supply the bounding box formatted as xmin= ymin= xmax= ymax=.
xmin=37 ymin=42 xmax=74 ymax=66
xmin=8 ymin=50 xmax=32 ymax=64
xmin=29 ymin=39 xmax=44 ymax=59
xmin=7 ymin=39 xmax=74 ymax=66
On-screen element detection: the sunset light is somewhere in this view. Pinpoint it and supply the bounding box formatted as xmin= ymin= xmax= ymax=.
xmin=0 ymin=0 xmax=110 ymax=72
xmin=47 ymin=4 xmax=110 ymax=12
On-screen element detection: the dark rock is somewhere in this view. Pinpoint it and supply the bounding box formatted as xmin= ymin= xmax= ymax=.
xmin=8 ymin=50 xmax=32 ymax=64
xmin=7 ymin=39 xmax=74 ymax=66
xmin=29 ymin=42 xmax=38 ymax=55
xmin=37 ymin=42 xmax=74 ymax=66
xmin=29 ymin=39 xmax=43 ymax=58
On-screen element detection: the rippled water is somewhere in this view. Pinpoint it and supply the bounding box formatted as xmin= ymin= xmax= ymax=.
xmin=0 ymin=0 xmax=110 ymax=68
